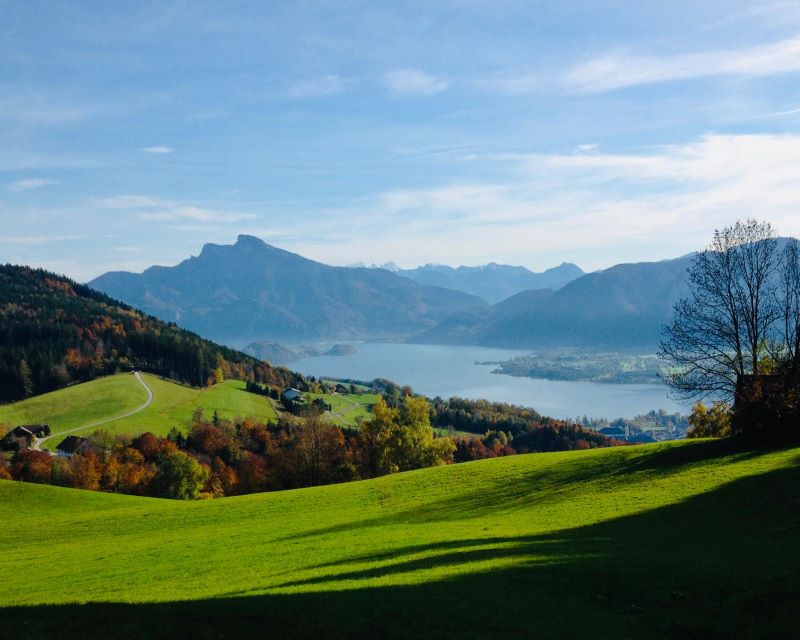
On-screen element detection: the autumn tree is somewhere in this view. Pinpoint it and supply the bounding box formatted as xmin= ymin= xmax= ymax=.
xmin=391 ymin=396 xmax=454 ymax=471
xmin=356 ymin=396 xmax=453 ymax=476
xmin=89 ymin=429 xmax=117 ymax=463
xmin=356 ymin=398 xmax=397 ymax=477
xmin=151 ymin=450 xmax=208 ymax=500
xmin=71 ymin=452 xmax=102 ymax=491
xmin=293 ymin=417 xmax=350 ymax=486
xmin=10 ymin=450 xmax=53 ymax=483
xmin=686 ymin=402 xmax=732 ymax=438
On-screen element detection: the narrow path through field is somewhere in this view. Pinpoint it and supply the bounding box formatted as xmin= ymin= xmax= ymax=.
xmin=327 ymin=395 xmax=364 ymax=425
xmin=33 ymin=372 xmax=154 ymax=452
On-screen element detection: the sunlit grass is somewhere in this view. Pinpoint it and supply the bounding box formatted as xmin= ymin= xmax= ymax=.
xmin=0 ymin=374 xmax=277 ymax=445
xmin=1 ymin=439 xmax=798 ymax=638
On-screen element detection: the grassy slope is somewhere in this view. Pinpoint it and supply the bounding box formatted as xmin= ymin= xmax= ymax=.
xmin=1 ymin=439 xmax=799 ymax=639
xmin=305 ymin=391 xmax=378 ymax=427
xmin=0 ymin=374 xmax=277 ymax=445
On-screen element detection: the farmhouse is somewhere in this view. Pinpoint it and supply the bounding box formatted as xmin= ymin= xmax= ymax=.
xmin=282 ymin=388 xmax=303 ymax=402
xmin=18 ymin=424 xmax=50 ymax=438
xmin=1 ymin=424 xmax=51 ymax=450
xmin=56 ymin=435 xmax=93 ymax=457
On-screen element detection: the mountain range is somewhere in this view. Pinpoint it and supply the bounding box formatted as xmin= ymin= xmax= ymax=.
xmin=395 ymin=262 xmax=584 ymax=304
xmin=413 ymin=255 xmax=694 ymax=349
xmin=90 ymin=235 xmax=486 ymax=344
xmin=87 ymin=236 xmax=718 ymax=351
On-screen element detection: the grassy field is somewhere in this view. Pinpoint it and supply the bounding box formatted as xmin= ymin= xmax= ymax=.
xmin=305 ymin=391 xmax=378 ymax=427
xmin=0 ymin=374 xmax=278 ymax=445
xmin=1 ymin=438 xmax=798 ymax=639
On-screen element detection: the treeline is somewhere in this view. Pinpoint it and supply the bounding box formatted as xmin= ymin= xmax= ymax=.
xmin=0 ymin=265 xmax=303 ymax=402
xmin=1 ymin=396 xmax=455 ymax=498
xmin=1 ymin=393 xmax=615 ymax=499
xmin=430 ymin=397 xmax=543 ymax=435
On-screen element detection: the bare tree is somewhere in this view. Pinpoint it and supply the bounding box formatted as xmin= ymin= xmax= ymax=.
xmin=659 ymin=220 xmax=780 ymax=401
xmin=780 ymin=238 xmax=800 ymax=371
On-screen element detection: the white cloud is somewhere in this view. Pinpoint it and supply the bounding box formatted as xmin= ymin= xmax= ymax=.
xmin=295 ymin=133 xmax=800 ymax=270
xmin=383 ymin=69 xmax=450 ymax=95
xmin=287 ymin=74 xmax=353 ymax=98
xmin=140 ymin=146 xmax=173 ymax=154
xmin=6 ymin=178 xmax=59 ymax=192
xmin=565 ymin=35 xmax=800 ymax=93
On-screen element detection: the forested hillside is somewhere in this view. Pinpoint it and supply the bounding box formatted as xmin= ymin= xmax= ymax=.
xmin=0 ymin=265 xmax=301 ymax=403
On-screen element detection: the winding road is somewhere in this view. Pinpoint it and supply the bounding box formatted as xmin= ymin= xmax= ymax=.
xmin=33 ymin=372 xmax=154 ymax=452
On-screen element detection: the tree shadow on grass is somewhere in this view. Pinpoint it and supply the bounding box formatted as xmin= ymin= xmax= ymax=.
xmin=279 ymin=439 xmax=790 ymax=542
xmin=3 ymin=462 xmax=799 ymax=640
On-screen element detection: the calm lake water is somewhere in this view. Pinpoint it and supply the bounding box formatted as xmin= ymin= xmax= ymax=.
xmin=291 ymin=343 xmax=687 ymax=420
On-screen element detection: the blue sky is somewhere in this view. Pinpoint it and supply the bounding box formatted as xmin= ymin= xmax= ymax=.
xmin=2 ymin=0 xmax=800 ymax=281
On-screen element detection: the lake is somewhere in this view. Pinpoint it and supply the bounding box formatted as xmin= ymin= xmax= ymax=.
xmin=290 ymin=343 xmax=687 ymax=419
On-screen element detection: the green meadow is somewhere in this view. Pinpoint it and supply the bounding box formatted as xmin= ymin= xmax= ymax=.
xmin=304 ymin=391 xmax=378 ymax=427
xmin=0 ymin=374 xmax=278 ymax=446
xmin=1 ymin=439 xmax=798 ymax=639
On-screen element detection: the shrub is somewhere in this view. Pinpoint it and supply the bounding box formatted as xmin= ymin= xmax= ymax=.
xmin=687 ymin=402 xmax=732 ymax=438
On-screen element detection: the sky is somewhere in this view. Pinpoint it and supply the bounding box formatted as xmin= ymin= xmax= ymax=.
xmin=2 ymin=0 xmax=800 ymax=281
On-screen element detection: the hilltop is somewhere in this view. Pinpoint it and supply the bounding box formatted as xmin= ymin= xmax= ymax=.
xmin=1 ymin=439 xmax=798 ymax=638
xmin=0 ymin=264 xmax=302 ymax=403
xmin=90 ymin=235 xmax=487 ymax=344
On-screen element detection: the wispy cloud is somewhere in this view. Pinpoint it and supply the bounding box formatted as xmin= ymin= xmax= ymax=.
xmin=140 ymin=146 xmax=173 ymax=154
xmin=564 ymin=35 xmax=800 ymax=93
xmin=0 ymin=93 xmax=95 ymax=125
xmin=287 ymin=74 xmax=353 ymax=98
xmin=95 ymin=195 xmax=170 ymax=209
xmin=94 ymin=193 xmax=256 ymax=224
xmin=6 ymin=178 xmax=59 ymax=192
xmin=0 ymin=235 xmax=83 ymax=245
xmin=753 ymin=106 xmax=800 ymax=119
xmin=383 ymin=69 xmax=450 ymax=95
xmin=139 ymin=206 xmax=255 ymax=223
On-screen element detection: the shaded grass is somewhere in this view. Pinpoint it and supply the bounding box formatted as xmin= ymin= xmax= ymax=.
xmin=1 ymin=439 xmax=799 ymax=638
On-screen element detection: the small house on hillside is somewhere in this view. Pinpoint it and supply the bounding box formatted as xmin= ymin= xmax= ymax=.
xmin=1 ymin=424 xmax=51 ymax=451
xmin=282 ymin=388 xmax=303 ymax=402
xmin=19 ymin=424 xmax=50 ymax=439
xmin=56 ymin=435 xmax=92 ymax=457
